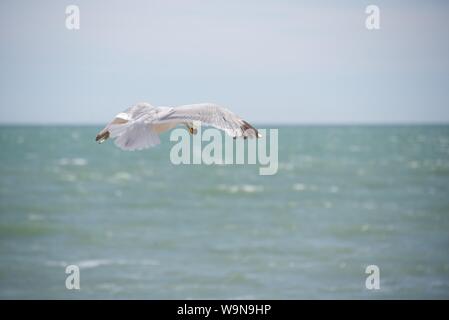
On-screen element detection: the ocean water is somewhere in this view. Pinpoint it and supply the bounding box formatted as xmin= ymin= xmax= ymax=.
xmin=0 ymin=125 xmax=448 ymax=299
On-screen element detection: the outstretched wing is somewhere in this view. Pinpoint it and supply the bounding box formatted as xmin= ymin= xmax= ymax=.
xmin=163 ymin=103 xmax=261 ymax=138
xmin=96 ymin=103 xmax=174 ymax=151
xmin=111 ymin=121 xmax=161 ymax=151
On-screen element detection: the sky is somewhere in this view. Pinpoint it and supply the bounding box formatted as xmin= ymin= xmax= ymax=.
xmin=0 ymin=0 xmax=448 ymax=124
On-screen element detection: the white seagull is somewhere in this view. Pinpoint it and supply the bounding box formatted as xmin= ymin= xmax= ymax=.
xmin=96 ymin=102 xmax=261 ymax=151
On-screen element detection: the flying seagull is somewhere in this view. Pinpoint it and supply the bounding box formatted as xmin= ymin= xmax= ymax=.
xmin=96 ymin=103 xmax=261 ymax=151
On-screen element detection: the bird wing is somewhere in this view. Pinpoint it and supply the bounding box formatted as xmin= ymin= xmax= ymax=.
xmin=161 ymin=103 xmax=260 ymax=138
xmin=107 ymin=104 xmax=175 ymax=151
xmin=111 ymin=120 xmax=161 ymax=151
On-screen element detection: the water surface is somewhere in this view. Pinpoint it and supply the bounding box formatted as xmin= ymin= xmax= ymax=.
xmin=0 ymin=125 xmax=448 ymax=299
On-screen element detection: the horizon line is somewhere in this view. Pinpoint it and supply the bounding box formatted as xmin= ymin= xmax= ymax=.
xmin=1 ymin=121 xmax=449 ymax=127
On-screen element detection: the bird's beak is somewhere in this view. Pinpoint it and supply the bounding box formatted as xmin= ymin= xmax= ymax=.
xmin=96 ymin=131 xmax=110 ymax=143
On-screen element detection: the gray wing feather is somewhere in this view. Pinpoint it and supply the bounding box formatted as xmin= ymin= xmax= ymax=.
xmin=164 ymin=103 xmax=260 ymax=138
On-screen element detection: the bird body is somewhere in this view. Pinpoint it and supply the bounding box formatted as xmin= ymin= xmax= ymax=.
xmin=96 ymin=103 xmax=260 ymax=151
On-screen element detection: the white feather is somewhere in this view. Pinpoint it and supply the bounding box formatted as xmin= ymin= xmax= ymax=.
xmin=113 ymin=121 xmax=160 ymax=151
xmin=162 ymin=103 xmax=260 ymax=138
xmin=97 ymin=102 xmax=260 ymax=151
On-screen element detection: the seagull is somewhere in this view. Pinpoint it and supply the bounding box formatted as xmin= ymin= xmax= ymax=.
xmin=95 ymin=102 xmax=261 ymax=151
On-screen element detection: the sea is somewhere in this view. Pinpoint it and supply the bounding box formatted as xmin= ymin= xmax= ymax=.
xmin=0 ymin=125 xmax=448 ymax=299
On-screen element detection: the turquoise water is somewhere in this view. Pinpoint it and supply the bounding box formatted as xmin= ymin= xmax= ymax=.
xmin=0 ymin=125 xmax=448 ymax=299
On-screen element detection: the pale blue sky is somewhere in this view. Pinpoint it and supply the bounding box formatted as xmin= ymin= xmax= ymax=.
xmin=0 ymin=0 xmax=448 ymax=124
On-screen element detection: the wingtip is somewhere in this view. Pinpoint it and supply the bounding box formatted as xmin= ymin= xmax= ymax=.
xmin=95 ymin=131 xmax=110 ymax=143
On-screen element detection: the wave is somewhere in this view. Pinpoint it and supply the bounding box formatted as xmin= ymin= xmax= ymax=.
xmin=57 ymin=158 xmax=88 ymax=166
xmin=217 ymin=184 xmax=264 ymax=194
